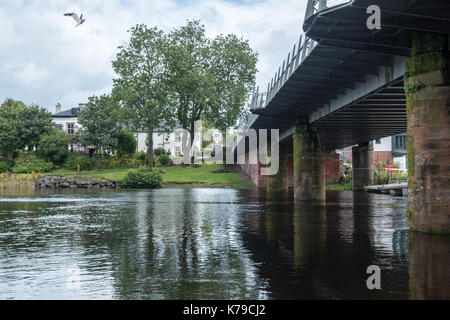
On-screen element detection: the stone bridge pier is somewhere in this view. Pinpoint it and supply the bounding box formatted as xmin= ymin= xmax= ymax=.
xmin=405 ymin=32 xmax=450 ymax=234
xmin=352 ymin=142 xmax=374 ymax=191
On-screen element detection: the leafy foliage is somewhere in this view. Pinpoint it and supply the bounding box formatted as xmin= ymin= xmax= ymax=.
xmin=12 ymin=152 xmax=54 ymax=174
xmin=0 ymin=99 xmax=52 ymax=159
xmin=112 ymin=24 xmax=174 ymax=170
xmin=157 ymin=154 xmax=173 ymax=167
xmin=0 ymin=160 xmax=12 ymax=173
xmin=64 ymin=154 xmax=94 ymax=170
xmin=117 ymin=130 xmax=137 ymax=155
xmin=154 ymin=147 xmax=169 ymax=156
xmin=120 ymin=167 xmax=163 ymax=188
xmin=75 ymin=95 xmax=121 ymax=152
xmin=38 ymin=127 xmax=70 ymax=164
xmin=93 ymin=154 xmax=143 ymax=169
xmin=165 ymin=20 xmax=257 ymax=141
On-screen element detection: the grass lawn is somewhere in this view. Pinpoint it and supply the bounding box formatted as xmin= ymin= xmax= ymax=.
xmin=49 ymin=164 xmax=256 ymax=189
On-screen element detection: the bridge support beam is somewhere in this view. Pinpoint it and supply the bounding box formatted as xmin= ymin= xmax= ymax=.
xmin=352 ymin=142 xmax=374 ymax=190
xmin=293 ymin=120 xmax=325 ymax=201
xmin=405 ymin=32 xmax=450 ymax=234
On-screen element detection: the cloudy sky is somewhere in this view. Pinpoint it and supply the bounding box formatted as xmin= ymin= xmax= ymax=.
xmin=0 ymin=0 xmax=306 ymax=113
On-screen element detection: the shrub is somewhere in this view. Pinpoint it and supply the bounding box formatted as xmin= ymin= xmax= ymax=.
xmin=158 ymin=154 xmax=173 ymax=167
xmin=120 ymin=167 xmax=163 ymax=188
xmin=64 ymin=154 xmax=94 ymax=170
xmin=0 ymin=160 xmax=12 ymax=173
xmin=134 ymin=151 xmax=147 ymax=162
xmin=154 ymin=147 xmax=168 ymax=156
xmin=38 ymin=127 xmax=70 ymax=164
xmin=93 ymin=154 xmax=144 ymax=169
xmin=12 ymin=153 xmax=53 ymax=173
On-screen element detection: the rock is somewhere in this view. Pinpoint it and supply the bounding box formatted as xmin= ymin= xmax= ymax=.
xmin=36 ymin=175 xmax=118 ymax=190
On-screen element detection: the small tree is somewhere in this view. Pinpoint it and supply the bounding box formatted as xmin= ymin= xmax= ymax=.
xmin=117 ymin=129 xmax=137 ymax=155
xmin=75 ymin=94 xmax=120 ymax=153
xmin=38 ymin=127 xmax=70 ymax=164
xmin=112 ymin=24 xmax=174 ymax=171
xmin=0 ymin=99 xmax=52 ymax=159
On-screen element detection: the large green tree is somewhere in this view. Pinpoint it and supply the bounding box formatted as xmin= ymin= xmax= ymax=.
xmin=75 ymin=94 xmax=120 ymax=152
xmin=166 ymin=20 xmax=258 ymax=144
xmin=112 ymin=24 xmax=173 ymax=171
xmin=0 ymin=99 xmax=52 ymax=159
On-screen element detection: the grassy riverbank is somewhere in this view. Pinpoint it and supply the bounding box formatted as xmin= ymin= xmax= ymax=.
xmin=48 ymin=164 xmax=256 ymax=189
xmin=0 ymin=172 xmax=40 ymax=190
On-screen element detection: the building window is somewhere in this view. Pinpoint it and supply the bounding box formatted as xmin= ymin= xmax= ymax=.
xmin=375 ymin=139 xmax=381 ymax=144
xmin=67 ymin=123 xmax=75 ymax=135
xmin=175 ymin=146 xmax=181 ymax=156
xmin=175 ymin=132 xmax=182 ymax=142
xmin=55 ymin=124 xmax=63 ymax=130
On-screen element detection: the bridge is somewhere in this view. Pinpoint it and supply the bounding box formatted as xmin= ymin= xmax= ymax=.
xmin=236 ymin=0 xmax=450 ymax=234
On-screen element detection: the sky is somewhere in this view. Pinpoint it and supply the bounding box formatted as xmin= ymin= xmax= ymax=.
xmin=0 ymin=0 xmax=307 ymax=113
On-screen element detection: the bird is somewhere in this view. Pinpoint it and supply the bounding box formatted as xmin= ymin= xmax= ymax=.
xmin=64 ymin=12 xmax=86 ymax=27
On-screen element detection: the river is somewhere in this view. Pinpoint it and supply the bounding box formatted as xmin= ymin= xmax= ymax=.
xmin=0 ymin=188 xmax=448 ymax=299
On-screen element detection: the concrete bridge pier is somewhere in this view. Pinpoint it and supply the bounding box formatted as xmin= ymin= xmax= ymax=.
xmin=352 ymin=142 xmax=374 ymax=191
xmin=405 ymin=32 xmax=450 ymax=234
xmin=266 ymin=145 xmax=289 ymax=192
xmin=293 ymin=120 xmax=325 ymax=201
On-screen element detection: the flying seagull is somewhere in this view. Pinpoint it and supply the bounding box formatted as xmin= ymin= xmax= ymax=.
xmin=64 ymin=13 xmax=86 ymax=27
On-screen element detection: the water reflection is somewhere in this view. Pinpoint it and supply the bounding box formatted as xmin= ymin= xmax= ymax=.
xmin=0 ymin=188 xmax=448 ymax=299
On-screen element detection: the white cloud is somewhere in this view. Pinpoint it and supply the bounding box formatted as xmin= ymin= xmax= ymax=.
xmin=0 ymin=0 xmax=306 ymax=113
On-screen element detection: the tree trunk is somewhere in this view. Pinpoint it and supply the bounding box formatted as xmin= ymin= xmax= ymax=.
xmin=190 ymin=121 xmax=195 ymax=146
xmin=147 ymin=126 xmax=154 ymax=171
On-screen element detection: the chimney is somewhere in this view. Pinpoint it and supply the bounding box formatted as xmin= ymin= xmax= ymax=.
xmin=55 ymin=103 xmax=61 ymax=113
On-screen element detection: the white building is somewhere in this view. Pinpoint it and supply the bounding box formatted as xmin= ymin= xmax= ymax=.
xmin=52 ymin=104 xmax=224 ymax=156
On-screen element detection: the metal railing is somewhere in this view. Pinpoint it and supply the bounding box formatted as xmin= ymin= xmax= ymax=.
xmin=246 ymin=0 xmax=352 ymax=117
xmin=306 ymin=0 xmax=352 ymax=20
xmin=240 ymin=0 xmax=352 ymax=136
xmin=248 ymin=32 xmax=318 ymax=113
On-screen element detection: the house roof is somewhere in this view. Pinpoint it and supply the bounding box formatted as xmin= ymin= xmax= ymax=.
xmin=52 ymin=107 xmax=81 ymax=118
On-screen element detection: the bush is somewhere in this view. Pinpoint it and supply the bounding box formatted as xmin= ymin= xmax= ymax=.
xmin=134 ymin=151 xmax=148 ymax=162
xmin=154 ymin=147 xmax=168 ymax=156
xmin=64 ymin=154 xmax=94 ymax=170
xmin=93 ymin=154 xmax=144 ymax=169
xmin=157 ymin=154 xmax=173 ymax=167
xmin=38 ymin=127 xmax=70 ymax=164
xmin=120 ymin=167 xmax=163 ymax=188
xmin=12 ymin=153 xmax=54 ymax=173
xmin=0 ymin=160 xmax=12 ymax=173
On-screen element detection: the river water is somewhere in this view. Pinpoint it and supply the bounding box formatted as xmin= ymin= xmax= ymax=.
xmin=0 ymin=188 xmax=448 ymax=300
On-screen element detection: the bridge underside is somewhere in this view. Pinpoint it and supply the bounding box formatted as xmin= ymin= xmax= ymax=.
xmin=239 ymin=0 xmax=449 ymax=233
xmin=249 ymin=0 xmax=449 ymax=152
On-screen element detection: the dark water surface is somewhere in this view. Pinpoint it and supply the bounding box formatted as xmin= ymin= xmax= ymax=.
xmin=0 ymin=188 xmax=448 ymax=299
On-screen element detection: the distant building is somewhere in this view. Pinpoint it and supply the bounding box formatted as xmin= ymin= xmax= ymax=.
xmin=337 ymin=133 xmax=407 ymax=170
xmin=51 ymin=103 xmax=223 ymax=156
xmin=52 ymin=104 xmax=86 ymax=153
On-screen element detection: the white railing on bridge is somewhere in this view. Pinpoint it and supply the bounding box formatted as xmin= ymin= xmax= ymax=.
xmin=246 ymin=0 xmax=352 ymax=118
xmin=305 ymin=0 xmax=352 ymax=20
xmin=249 ymin=32 xmax=318 ymax=113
